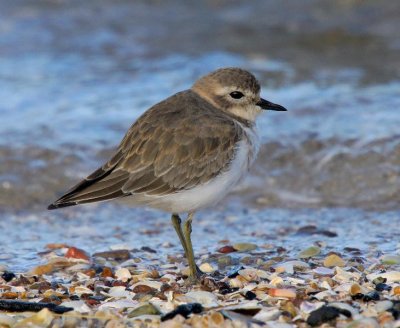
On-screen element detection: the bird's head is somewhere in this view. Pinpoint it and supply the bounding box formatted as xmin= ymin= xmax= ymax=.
xmin=192 ymin=67 xmax=287 ymax=123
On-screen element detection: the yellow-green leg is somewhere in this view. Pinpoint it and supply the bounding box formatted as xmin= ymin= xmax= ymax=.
xmin=183 ymin=212 xmax=202 ymax=282
xmin=171 ymin=214 xmax=188 ymax=255
xmin=171 ymin=212 xmax=202 ymax=283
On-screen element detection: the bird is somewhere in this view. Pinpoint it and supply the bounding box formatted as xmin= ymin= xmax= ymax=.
xmin=48 ymin=67 xmax=287 ymax=283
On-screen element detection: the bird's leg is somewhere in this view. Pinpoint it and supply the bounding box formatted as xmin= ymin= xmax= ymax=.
xmin=183 ymin=212 xmax=202 ymax=282
xmin=171 ymin=214 xmax=188 ymax=255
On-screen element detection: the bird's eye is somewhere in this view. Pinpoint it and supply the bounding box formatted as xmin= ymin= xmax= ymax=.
xmin=229 ymin=91 xmax=244 ymax=99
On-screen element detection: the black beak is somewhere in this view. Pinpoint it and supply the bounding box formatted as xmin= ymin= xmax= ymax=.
xmin=257 ymin=98 xmax=287 ymax=111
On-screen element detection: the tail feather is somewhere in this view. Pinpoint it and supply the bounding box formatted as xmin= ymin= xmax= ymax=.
xmin=47 ymin=157 xmax=129 ymax=210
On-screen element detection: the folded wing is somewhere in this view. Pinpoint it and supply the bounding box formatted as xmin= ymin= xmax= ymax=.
xmin=48 ymin=91 xmax=243 ymax=210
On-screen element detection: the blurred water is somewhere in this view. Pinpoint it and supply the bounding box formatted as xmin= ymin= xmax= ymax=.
xmin=0 ymin=0 xmax=399 ymax=270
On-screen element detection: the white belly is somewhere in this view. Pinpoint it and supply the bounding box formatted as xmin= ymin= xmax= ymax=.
xmin=145 ymin=126 xmax=260 ymax=213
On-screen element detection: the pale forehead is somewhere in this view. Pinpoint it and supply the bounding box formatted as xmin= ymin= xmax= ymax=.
xmin=204 ymin=68 xmax=261 ymax=93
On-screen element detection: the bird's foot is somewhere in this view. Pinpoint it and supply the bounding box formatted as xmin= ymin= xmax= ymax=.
xmin=184 ymin=266 xmax=204 ymax=286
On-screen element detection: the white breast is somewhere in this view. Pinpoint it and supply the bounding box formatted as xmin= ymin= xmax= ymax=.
xmin=146 ymin=125 xmax=260 ymax=213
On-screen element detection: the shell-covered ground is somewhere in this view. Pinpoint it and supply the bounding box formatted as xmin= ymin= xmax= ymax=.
xmin=1 ymin=207 xmax=400 ymax=327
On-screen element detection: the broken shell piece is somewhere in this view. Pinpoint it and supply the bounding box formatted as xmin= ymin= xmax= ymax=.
xmin=313 ymin=267 xmax=335 ymax=276
xmin=269 ymin=276 xmax=284 ymax=287
xmin=115 ymin=268 xmax=132 ymax=282
xmin=323 ymin=254 xmax=345 ymax=267
xmin=185 ymin=291 xmax=219 ymax=308
xmin=274 ymin=261 xmax=310 ymax=275
xmin=99 ymin=299 xmax=138 ymax=310
xmin=199 ymin=262 xmax=216 ymax=273
xmin=128 ymin=303 xmax=160 ymax=318
xmin=61 ymin=301 xmax=91 ymax=313
xmin=229 ymin=276 xmax=248 ymax=288
xmin=253 ymin=308 xmax=281 ymax=321
xmin=298 ymin=246 xmax=321 ymax=259
xmin=238 ymin=268 xmax=260 ymax=281
xmin=130 ymin=280 xmax=162 ymax=290
xmin=107 ymin=286 xmax=133 ymax=298
xmin=0 ymin=314 xmax=16 ymax=327
xmin=268 ymin=288 xmax=296 ymax=299
xmin=367 ymin=271 xmax=400 ymax=283
xmin=13 ymin=308 xmax=54 ymax=328
xmin=333 ymin=267 xmax=359 ymax=282
xmin=72 ymin=286 xmax=94 ymax=296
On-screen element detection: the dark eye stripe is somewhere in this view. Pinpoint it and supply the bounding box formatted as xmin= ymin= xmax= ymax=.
xmin=230 ymin=91 xmax=244 ymax=99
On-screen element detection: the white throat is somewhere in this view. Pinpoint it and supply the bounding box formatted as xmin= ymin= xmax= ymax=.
xmin=228 ymin=104 xmax=262 ymax=122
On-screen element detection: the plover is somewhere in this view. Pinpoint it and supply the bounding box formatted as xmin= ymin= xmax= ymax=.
xmin=48 ymin=67 xmax=287 ymax=282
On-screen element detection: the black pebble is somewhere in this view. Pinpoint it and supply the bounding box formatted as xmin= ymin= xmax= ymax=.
xmin=307 ymin=306 xmax=351 ymax=327
xmin=351 ymin=293 xmax=364 ymax=300
xmin=244 ymin=291 xmax=257 ymax=300
xmin=161 ymin=303 xmax=203 ymax=321
xmin=375 ymin=283 xmax=392 ymax=292
xmin=141 ymin=246 xmax=157 ymax=253
xmin=219 ymin=285 xmax=238 ymax=295
xmin=69 ymin=294 xmax=80 ymax=301
xmin=362 ymin=291 xmax=380 ymax=302
xmin=1 ymin=271 xmax=16 ymax=282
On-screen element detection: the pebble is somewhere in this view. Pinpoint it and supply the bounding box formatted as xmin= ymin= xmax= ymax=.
xmin=132 ymin=284 xmax=155 ymax=294
xmin=217 ymin=255 xmax=234 ymax=268
xmin=380 ymin=254 xmax=400 ymax=265
xmin=93 ymin=250 xmax=131 ymax=261
xmin=298 ymin=246 xmax=321 ymax=259
xmin=217 ymin=245 xmax=236 ymax=253
xmin=323 ymin=254 xmax=345 ymax=267
xmin=243 ymin=291 xmax=257 ymax=300
xmin=307 ymin=305 xmax=350 ymax=326
xmin=1 ymin=271 xmax=16 ymax=282
xmin=375 ymin=282 xmax=392 ymax=292
xmin=232 ymin=243 xmax=257 ymax=252
xmin=31 ymin=264 xmax=55 ymax=275
xmin=363 ymin=291 xmax=380 ymax=302
xmin=1 ymin=291 xmax=18 ymax=299
xmin=349 ymin=283 xmax=362 ymax=296
xmin=65 ymin=247 xmax=90 ymax=261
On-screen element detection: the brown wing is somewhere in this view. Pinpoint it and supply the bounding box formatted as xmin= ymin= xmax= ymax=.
xmin=48 ymin=90 xmax=243 ymax=210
